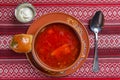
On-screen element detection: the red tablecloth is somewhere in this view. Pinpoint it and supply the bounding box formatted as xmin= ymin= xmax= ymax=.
xmin=0 ymin=0 xmax=120 ymax=79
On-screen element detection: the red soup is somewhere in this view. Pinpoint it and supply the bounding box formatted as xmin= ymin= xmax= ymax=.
xmin=35 ymin=23 xmax=80 ymax=69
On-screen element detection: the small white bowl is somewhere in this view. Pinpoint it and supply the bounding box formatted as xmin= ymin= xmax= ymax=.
xmin=15 ymin=3 xmax=36 ymax=23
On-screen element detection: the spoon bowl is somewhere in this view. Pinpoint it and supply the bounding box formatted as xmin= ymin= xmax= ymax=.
xmin=90 ymin=11 xmax=104 ymax=33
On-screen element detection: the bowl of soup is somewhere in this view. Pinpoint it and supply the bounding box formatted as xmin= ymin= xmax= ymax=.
xmin=10 ymin=13 xmax=90 ymax=76
xmin=31 ymin=22 xmax=82 ymax=73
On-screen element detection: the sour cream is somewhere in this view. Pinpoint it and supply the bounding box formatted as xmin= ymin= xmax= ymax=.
xmin=15 ymin=3 xmax=36 ymax=23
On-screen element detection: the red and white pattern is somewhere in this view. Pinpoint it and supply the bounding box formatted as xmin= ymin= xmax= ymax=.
xmin=0 ymin=58 xmax=120 ymax=79
xmin=0 ymin=35 xmax=12 ymax=50
xmin=0 ymin=6 xmax=120 ymax=25
xmin=69 ymin=58 xmax=120 ymax=78
xmin=89 ymin=34 xmax=120 ymax=48
xmin=0 ymin=0 xmax=119 ymax=4
xmin=0 ymin=35 xmax=120 ymax=50
xmin=0 ymin=0 xmax=120 ymax=79
xmin=0 ymin=59 xmax=46 ymax=79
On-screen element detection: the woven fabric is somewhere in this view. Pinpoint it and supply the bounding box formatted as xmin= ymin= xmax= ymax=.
xmin=0 ymin=0 xmax=120 ymax=79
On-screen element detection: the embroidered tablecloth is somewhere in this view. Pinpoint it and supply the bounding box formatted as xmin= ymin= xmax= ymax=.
xmin=0 ymin=0 xmax=120 ymax=79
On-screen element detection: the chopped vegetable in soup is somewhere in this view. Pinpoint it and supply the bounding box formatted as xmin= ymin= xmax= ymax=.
xmin=35 ymin=23 xmax=80 ymax=69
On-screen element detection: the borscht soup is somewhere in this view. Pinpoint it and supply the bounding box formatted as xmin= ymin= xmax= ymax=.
xmin=34 ymin=23 xmax=81 ymax=69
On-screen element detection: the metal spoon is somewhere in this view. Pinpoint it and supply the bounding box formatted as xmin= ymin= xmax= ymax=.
xmin=90 ymin=11 xmax=104 ymax=72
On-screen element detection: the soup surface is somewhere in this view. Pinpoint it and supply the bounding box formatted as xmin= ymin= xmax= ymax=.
xmin=35 ymin=23 xmax=80 ymax=69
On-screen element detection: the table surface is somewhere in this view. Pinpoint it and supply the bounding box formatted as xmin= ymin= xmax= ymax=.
xmin=0 ymin=0 xmax=120 ymax=79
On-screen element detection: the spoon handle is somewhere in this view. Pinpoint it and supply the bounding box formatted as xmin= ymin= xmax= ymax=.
xmin=93 ymin=32 xmax=99 ymax=72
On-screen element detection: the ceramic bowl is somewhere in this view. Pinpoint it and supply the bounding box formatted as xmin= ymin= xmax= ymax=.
xmin=31 ymin=21 xmax=83 ymax=73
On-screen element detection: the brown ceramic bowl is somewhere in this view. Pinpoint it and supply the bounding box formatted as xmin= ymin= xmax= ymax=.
xmin=26 ymin=13 xmax=90 ymax=76
xmin=31 ymin=21 xmax=82 ymax=73
xmin=11 ymin=13 xmax=89 ymax=76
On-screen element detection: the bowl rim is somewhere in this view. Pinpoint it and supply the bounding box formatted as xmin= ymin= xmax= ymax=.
xmin=32 ymin=21 xmax=83 ymax=72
